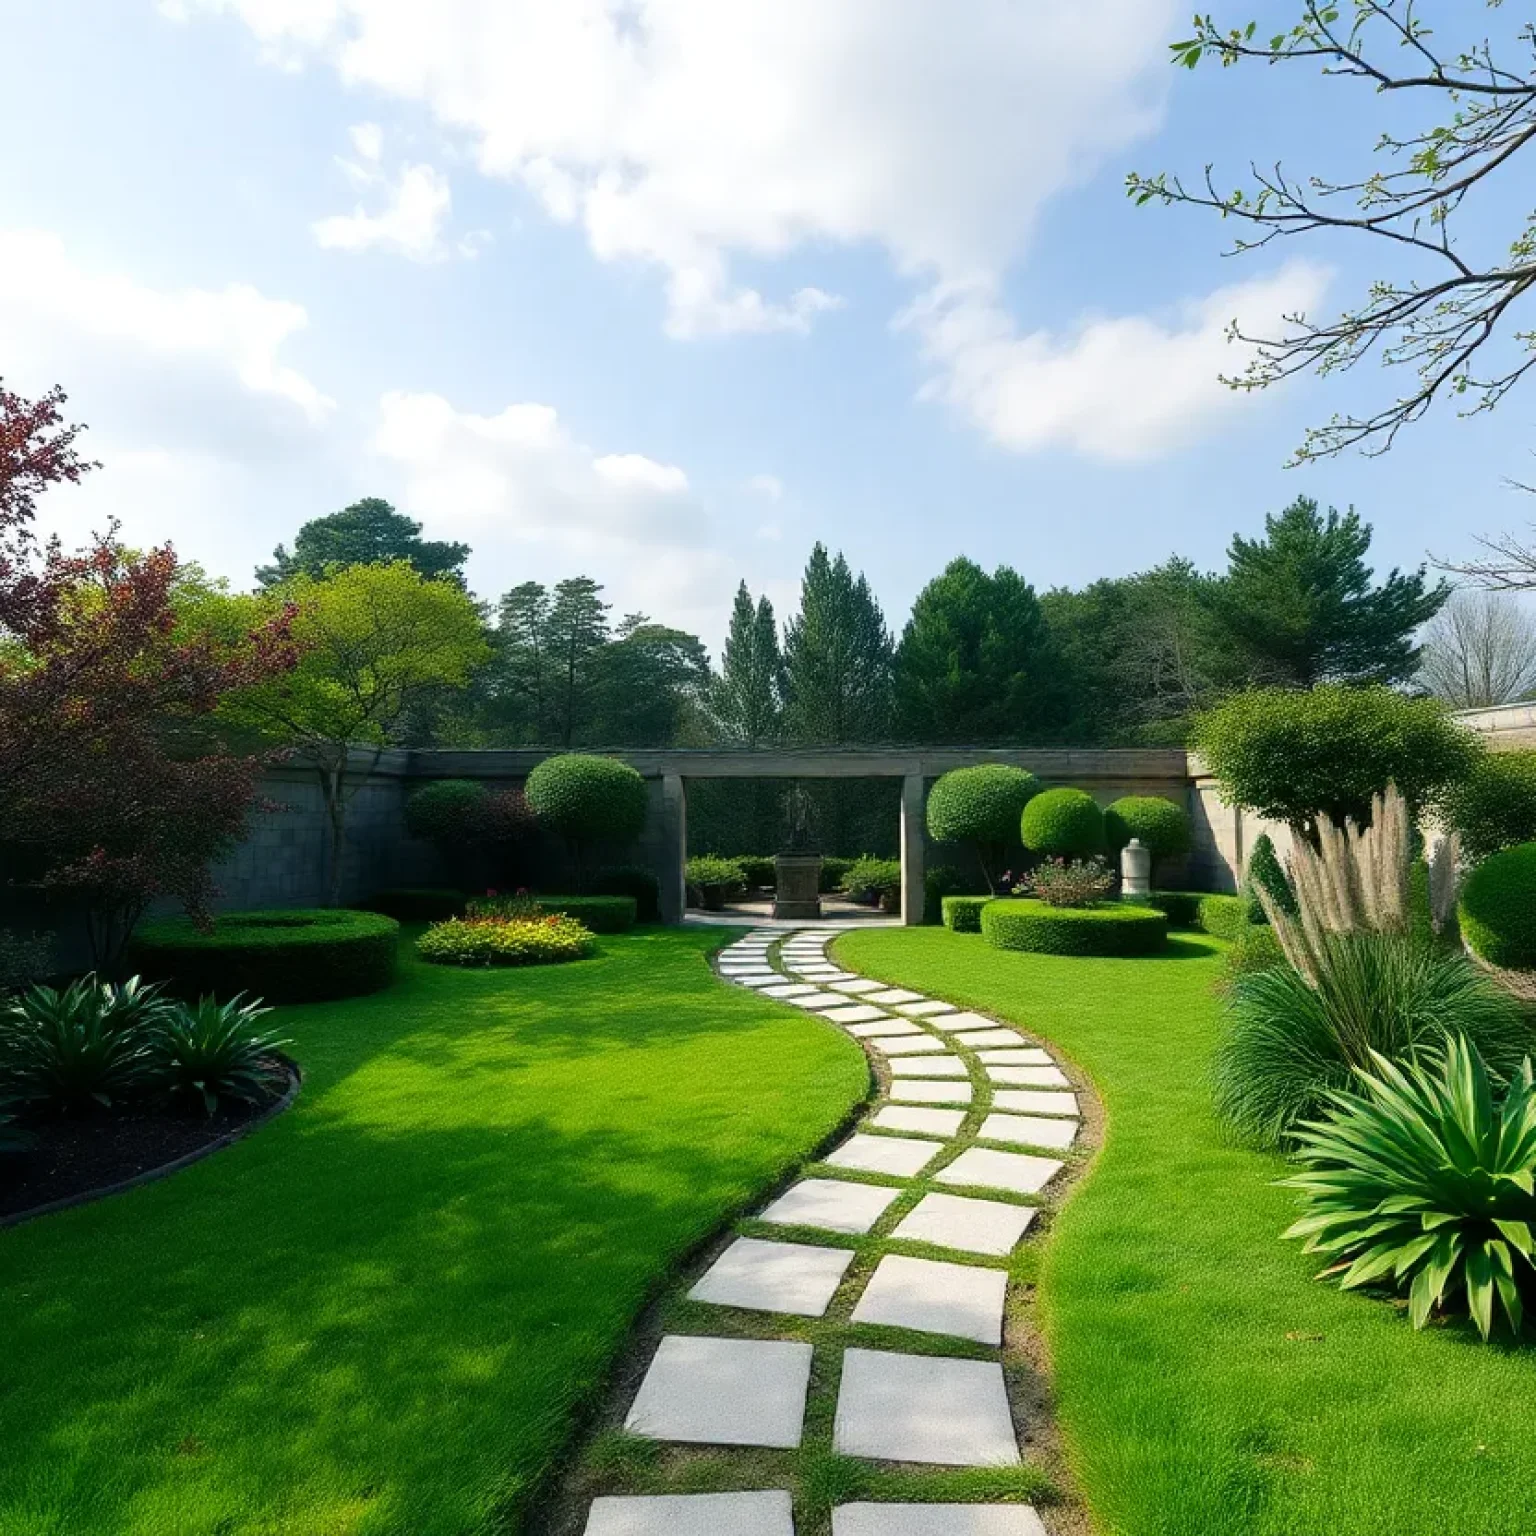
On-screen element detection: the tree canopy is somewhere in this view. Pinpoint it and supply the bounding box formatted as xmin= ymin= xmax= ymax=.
xmin=257 ymin=498 xmax=470 ymax=587
xmin=713 ymin=581 xmax=784 ymax=747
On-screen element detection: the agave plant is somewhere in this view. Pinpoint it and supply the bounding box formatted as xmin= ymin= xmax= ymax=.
xmin=151 ymin=994 xmax=290 ymax=1115
xmin=1282 ymin=1035 xmax=1536 ymax=1341
xmin=0 ymin=975 xmax=167 ymax=1112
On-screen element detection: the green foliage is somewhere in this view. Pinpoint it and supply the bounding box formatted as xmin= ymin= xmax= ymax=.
xmin=712 ymin=582 xmax=783 ymax=746
xmin=982 ymin=899 xmax=1168 ymax=957
xmin=1194 ymin=684 xmax=1482 ymax=830
xmin=525 ymin=754 xmax=648 ymax=850
xmin=1282 ymin=1038 xmax=1536 ymax=1342
xmin=1020 ymin=787 xmax=1105 ymax=858
xmin=256 ymin=497 xmax=470 ymax=587
xmin=129 ymin=910 xmax=399 ymax=1004
xmin=942 ymin=895 xmax=992 ymax=933
xmin=590 ymin=866 xmax=661 ymax=923
xmin=685 ymin=855 xmax=745 ymax=893
xmin=405 ymin=780 xmax=488 ymax=849
xmin=731 ymin=856 xmax=777 ymax=888
xmin=1442 ymin=751 xmax=1536 ymax=863
xmin=1212 ymin=934 xmax=1530 ymax=1150
xmin=1460 ymin=843 xmax=1536 ymax=970
xmin=1244 ymin=832 xmax=1293 ymax=922
xmin=1140 ymin=890 xmax=1202 ymax=927
xmin=925 ymin=765 xmax=1038 ymax=886
xmin=364 ymin=888 xmax=467 ymax=922
xmin=1197 ymin=894 xmax=1251 ymax=942
xmin=1221 ymin=922 xmax=1286 ymax=985
xmin=893 ymin=558 xmax=1065 ymax=741
xmin=522 ymin=895 xmax=635 ymax=934
xmin=842 ymin=855 xmax=901 ymax=899
xmin=150 ymin=994 xmax=290 ymax=1116
xmin=0 ymin=975 xmax=165 ymax=1112
xmin=0 ymin=929 xmax=54 ymax=993
xmin=1104 ymin=796 xmax=1192 ymax=860
xmin=819 ymin=856 xmax=855 ymax=893
xmin=924 ymin=864 xmax=968 ymax=925
xmin=416 ymin=914 xmax=594 ymax=967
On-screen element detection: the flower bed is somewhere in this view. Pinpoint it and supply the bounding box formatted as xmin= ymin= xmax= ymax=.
xmin=981 ymin=898 xmax=1168 ymax=957
xmin=416 ymin=912 xmax=595 ymax=967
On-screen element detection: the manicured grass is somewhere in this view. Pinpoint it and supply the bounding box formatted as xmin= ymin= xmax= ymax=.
xmin=0 ymin=928 xmax=866 ymax=1536
xmin=837 ymin=927 xmax=1536 ymax=1536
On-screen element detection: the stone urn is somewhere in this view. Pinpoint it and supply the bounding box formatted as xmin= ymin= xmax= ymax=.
xmin=773 ymin=853 xmax=823 ymax=920
xmin=1120 ymin=837 xmax=1152 ymax=901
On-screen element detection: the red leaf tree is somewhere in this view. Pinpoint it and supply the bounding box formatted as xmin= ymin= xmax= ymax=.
xmin=0 ymin=379 xmax=300 ymax=965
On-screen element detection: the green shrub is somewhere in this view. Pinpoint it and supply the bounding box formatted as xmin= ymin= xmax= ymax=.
xmin=1104 ymin=796 xmax=1192 ymax=860
xmin=416 ymin=914 xmax=594 ymax=967
xmin=924 ymin=864 xmax=968 ymax=925
xmin=842 ymin=855 xmax=902 ymax=901
xmin=1197 ymin=894 xmax=1250 ymax=942
xmin=365 ymin=888 xmax=467 ymax=922
xmin=591 ymin=865 xmax=661 ymax=923
xmin=1461 ymin=843 xmax=1536 ymax=970
xmin=1282 ymin=1037 xmax=1536 ymax=1341
xmin=0 ymin=930 xmax=54 ymax=993
xmin=1211 ymin=933 xmax=1530 ymax=1149
xmin=1244 ymin=832 xmax=1292 ymax=923
xmin=1194 ymin=684 xmax=1483 ymax=830
xmin=1141 ymin=890 xmax=1202 ymax=927
xmin=525 ymin=755 xmax=648 ymax=862
xmin=942 ymin=895 xmax=991 ymax=933
xmin=526 ymin=895 xmax=636 ymax=934
xmin=732 ymin=856 xmax=777 ymax=888
xmin=819 ymin=857 xmax=855 ymax=894
xmin=405 ymin=780 xmax=487 ymax=849
xmin=150 ymin=994 xmax=290 ymax=1116
xmin=685 ymin=856 xmax=746 ymax=893
xmin=128 ymin=910 xmax=399 ymax=1003
xmin=1442 ymin=752 xmax=1536 ymax=863
xmin=926 ymin=766 xmax=1038 ymax=886
xmin=981 ymin=899 xmax=1167 ymax=957
xmin=1021 ymin=858 xmax=1115 ymax=908
xmin=1020 ymin=788 xmax=1105 ymax=858
xmin=1221 ymin=922 xmax=1286 ymax=985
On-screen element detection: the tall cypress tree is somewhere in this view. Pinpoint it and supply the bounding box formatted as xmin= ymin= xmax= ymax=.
xmin=714 ymin=581 xmax=784 ymax=746
xmin=782 ymin=544 xmax=893 ymax=745
xmin=546 ymin=576 xmax=611 ymax=746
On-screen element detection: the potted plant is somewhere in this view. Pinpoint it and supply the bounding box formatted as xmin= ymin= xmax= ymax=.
xmin=685 ymin=855 xmax=746 ymax=912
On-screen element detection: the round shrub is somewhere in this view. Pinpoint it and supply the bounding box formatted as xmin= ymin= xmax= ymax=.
xmin=1441 ymin=751 xmax=1536 ymax=863
xmin=842 ymin=856 xmax=902 ymax=901
xmin=405 ymin=779 xmax=487 ymax=849
xmin=982 ymin=899 xmax=1167 ymax=957
xmin=416 ymin=914 xmax=594 ymax=968
xmin=365 ymin=887 xmax=467 ymax=922
xmin=128 ymin=910 xmax=399 ymax=1003
xmin=686 ymin=856 xmax=746 ymax=891
xmin=1196 ymin=894 xmax=1250 ymax=943
xmin=590 ymin=865 xmax=662 ymax=923
xmin=525 ymin=754 xmax=648 ymax=844
xmin=1460 ymin=844 xmax=1536 ymax=970
xmin=926 ymin=766 xmax=1039 ymax=882
xmin=1104 ymin=796 xmax=1192 ymax=860
xmin=1020 ymin=788 xmax=1105 ymax=858
xmin=942 ymin=895 xmax=992 ymax=933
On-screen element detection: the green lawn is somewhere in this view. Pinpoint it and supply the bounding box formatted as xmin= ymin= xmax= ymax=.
xmin=837 ymin=926 xmax=1536 ymax=1536
xmin=0 ymin=927 xmax=867 ymax=1536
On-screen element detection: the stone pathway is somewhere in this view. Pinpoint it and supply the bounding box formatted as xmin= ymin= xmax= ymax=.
xmin=577 ymin=928 xmax=1083 ymax=1535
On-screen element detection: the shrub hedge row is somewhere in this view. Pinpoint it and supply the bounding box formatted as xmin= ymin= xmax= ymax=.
xmin=1460 ymin=843 xmax=1536 ymax=970
xmin=981 ymin=899 xmax=1168 ymax=957
xmin=942 ymin=895 xmax=991 ymax=933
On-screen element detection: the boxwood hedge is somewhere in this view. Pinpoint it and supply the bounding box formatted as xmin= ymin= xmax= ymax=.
xmin=533 ymin=895 xmax=637 ymax=934
xmin=1460 ymin=844 xmax=1536 ymax=970
xmin=1104 ymin=796 xmax=1192 ymax=859
xmin=525 ymin=754 xmax=648 ymax=843
xmin=942 ymin=895 xmax=992 ymax=933
xmin=128 ymin=909 xmax=400 ymax=1003
xmin=981 ymin=898 xmax=1167 ymax=957
xmin=1020 ymin=788 xmax=1105 ymax=858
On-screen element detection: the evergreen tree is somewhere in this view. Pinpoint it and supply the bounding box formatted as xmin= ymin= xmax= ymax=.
xmin=257 ymin=498 xmax=470 ymax=587
xmin=1208 ymin=498 xmax=1449 ymax=687
xmin=782 ymin=545 xmax=893 ymax=744
xmin=713 ymin=581 xmax=784 ymax=746
xmin=546 ymin=577 xmax=611 ymax=746
xmin=894 ymin=557 xmax=1063 ymax=742
xmin=483 ymin=581 xmax=555 ymax=743
xmin=593 ymin=616 xmax=713 ymax=745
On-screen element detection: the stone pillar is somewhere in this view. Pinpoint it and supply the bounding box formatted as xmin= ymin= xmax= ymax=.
xmin=899 ymin=773 xmax=926 ymax=926
xmin=1120 ymin=837 xmax=1152 ymax=901
xmin=660 ymin=773 xmax=687 ymax=925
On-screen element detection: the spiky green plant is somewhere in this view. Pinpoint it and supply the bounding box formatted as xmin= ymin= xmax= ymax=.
xmin=1282 ymin=1036 xmax=1536 ymax=1341
xmin=151 ymin=995 xmax=290 ymax=1116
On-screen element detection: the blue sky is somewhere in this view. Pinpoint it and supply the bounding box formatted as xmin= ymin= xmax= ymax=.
xmin=2 ymin=0 xmax=1530 ymax=648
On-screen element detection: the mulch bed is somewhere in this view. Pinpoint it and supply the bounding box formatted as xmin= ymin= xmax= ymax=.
xmin=0 ymin=1062 xmax=297 ymax=1223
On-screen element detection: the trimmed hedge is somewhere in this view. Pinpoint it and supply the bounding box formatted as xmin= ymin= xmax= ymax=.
xmin=1197 ymin=894 xmax=1250 ymax=942
xmin=590 ymin=865 xmax=661 ymax=923
xmin=1020 ymin=788 xmax=1105 ymax=858
xmin=365 ymin=887 xmax=467 ymax=922
xmin=525 ymin=754 xmax=648 ymax=843
xmin=942 ymin=895 xmax=991 ymax=933
xmin=981 ymin=899 xmax=1168 ymax=957
xmin=1141 ymin=890 xmax=1202 ymax=928
xmin=1460 ymin=844 xmax=1536 ymax=970
xmin=1104 ymin=796 xmax=1192 ymax=859
xmin=533 ymin=895 xmax=636 ymax=934
xmin=128 ymin=909 xmax=400 ymax=1003
xmin=731 ymin=856 xmax=777 ymax=889
xmin=926 ymin=765 xmax=1038 ymax=847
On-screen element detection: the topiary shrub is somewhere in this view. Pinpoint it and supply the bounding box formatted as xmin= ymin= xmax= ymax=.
xmin=1441 ymin=751 xmax=1536 ymax=863
xmin=1141 ymin=890 xmax=1203 ymax=928
xmin=470 ymin=893 xmax=637 ymax=935
xmin=926 ymin=766 xmax=1039 ymax=887
xmin=1460 ymin=844 xmax=1536 ymax=970
xmin=365 ymin=888 xmax=467 ymax=922
xmin=416 ymin=913 xmax=594 ymax=968
xmin=982 ymin=899 xmax=1167 ymax=957
xmin=591 ymin=865 xmax=661 ymax=923
xmin=1244 ymin=832 xmax=1293 ymax=924
xmin=942 ymin=895 xmax=991 ymax=933
xmin=1104 ymin=796 xmax=1192 ymax=862
xmin=1020 ymin=788 xmax=1105 ymax=858
xmin=924 ymin=864 xmax=968 ymax=925
xmin=525 ymin=755 xmax=648 ymax=883
xmin=1197 ymin=894 xmax=1251 ymax=942
xmin=405 ymin=780 xmax=487 ymax=848
xmin=128 ymin=910 xmax=399 ymax=1003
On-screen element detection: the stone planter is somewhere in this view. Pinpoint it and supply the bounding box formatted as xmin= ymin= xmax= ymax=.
xmin=773 ymin=853 xmax=823 ymax=920
xmin=697 ymin=882 xmax=730 ymax=912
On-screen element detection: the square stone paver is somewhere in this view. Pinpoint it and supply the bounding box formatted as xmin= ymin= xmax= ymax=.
xmin=898 ymin=1000 xmax=959 ymax=1018
xmin=832 ymin=1504 xmax=1047 ymax=1536
xmin=889 ymin=1055 xmax=968 ymax=1078
xmin=848 ymin=1019 xmax=921 ymax=1038
xmin=974 ymin=1048 xmax=1051 ymax=1066
xmin=832 ymin=979 xmax=887 ymax=995
xmin=689 ymin=1237 xmax=854 ymax=1317
xmin=626 ymin=1336 xmax=811 ymax=1448
xmin=758 ymin=1178 xmax=902 ymax=1235
xmin=931 ymin=1011 xmax=997 ymax=1033
xmin=761 ymin=984 xmax=820 ymax=999
xmin=586 ymin=1491 xmax=795 ymax=1536
xmin=936 ymin=1148 xmax=1063 ymax=1196
xmin=891 ymin=1192 xmax=1038 ymax=1257
xmin=723 ymin=972 xmax=779 ymax=984
xmin=977 ymin=1113 xmax=1078 ymax=1151
xmin=864 ymin=988 xmax=926 ymax=1005
xmin=992 ymin=1089 xmax=1079 ymax=1117
xmin=986 ymin=1065 xmax=1070 ymax=1088
xmin=833 ymin=1349 xmax=1019 ymax=1466
xmin=851 ymin=1254 xmax=1007 ymax=1344
xmin=823 ymin=1133 xmax=941 ymax=1179
xmin=869 ymin=1105 xmax=966 ymax=1139
xmin=951 ymin=1028 xmax=1029 ymax=1050
xmin=889 ymin=1079 xmax=973 ymax=1106
xmin=869 ymin=1034 xmax=948 ymax=1056
xmin=786 ymin=992 xmax=851 ymax=1009
xmin=822 ymin=1004 xmax=895 ymax=1025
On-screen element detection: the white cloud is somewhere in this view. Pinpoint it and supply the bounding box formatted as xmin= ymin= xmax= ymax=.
xmin=903 ymin=264 xmax=1332 ymax=460
xmin=746 ymin=473 xmax=784 ymax=502
xmin=348 ymin=120 xmax=383 ymax=162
